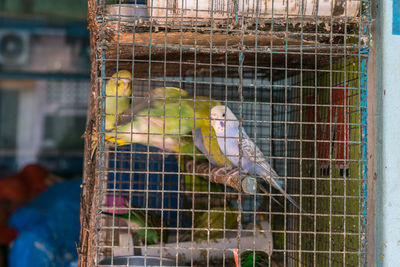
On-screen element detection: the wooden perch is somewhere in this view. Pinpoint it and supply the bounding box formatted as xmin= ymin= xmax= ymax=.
xmin=185 ymin=160 xmax=258 ymax=194
xmin=101 ymin=18 xmax=363 ymax=78
xmin=110 ymin=31 xmax=314 ymax=48
xmin=102 ymin=31 xmax=360 ymax=79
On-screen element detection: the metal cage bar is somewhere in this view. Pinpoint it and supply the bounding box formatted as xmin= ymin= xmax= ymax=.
xmin=80 ymin=0 xmax=372 ymax=266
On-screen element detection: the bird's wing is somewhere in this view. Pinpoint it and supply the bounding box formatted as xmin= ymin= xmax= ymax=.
xmin=193 ymin=128 xmax=208 ymax=155
xmin=240 ymin=136 xmax=267 ymax=166
xmin=116 ymin=93 xmax=154 ymax=126
xmin=129 ymin=201 xmax=165 ymax=228
xmin=193 ymin=128 xmax=218 ymax=166
xmin=239 ymin=131 xmax=302 ymax=212
xmin=239 ymin=129 xmax=280 ymax=179
xmin=116 ymin=87 xmax=188 ymax=126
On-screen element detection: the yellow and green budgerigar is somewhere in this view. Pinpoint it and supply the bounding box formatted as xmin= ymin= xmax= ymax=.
xmin=179 ymin=206 xmax=238 ymax=242
xmin=183 ymin=125 xmax=233 ymax=193
xmin=103 ymin=86 xmax=228 ymax=193
xmin=101 ymin=86 xmax=240 ymax=193
xmin=105 ymin=87 xmax=220 ymax=155
xmin=184 ymin=117 xmax=233 ymax=192
xmin=88 ymin=70 xmax=132 ymax=159
xmin=104 ymin=70 xmax=132 ymax=131
xmin=192 ymin=125 xmax=232 ymax=168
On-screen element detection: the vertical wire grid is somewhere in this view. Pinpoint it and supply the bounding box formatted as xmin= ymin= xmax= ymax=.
xmin=88 ymin=0 xmax=372 ymax=266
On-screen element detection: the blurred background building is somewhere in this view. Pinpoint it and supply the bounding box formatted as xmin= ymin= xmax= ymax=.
xmin=0 ymin=0 xmax=90 ymax=178
xmin=0 ymin=1 xmax=89 ymax=266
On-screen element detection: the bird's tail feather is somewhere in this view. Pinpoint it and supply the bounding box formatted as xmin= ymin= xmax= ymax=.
xmin=258 ymin=178 xmax=312 ymax=218
xmin=258 ymin=184 xmax=284 ymax=209
xmin=101 ymin=211 xmax=127 ymax=219
xmin=261 ymin=171 xmax=305 ymax=213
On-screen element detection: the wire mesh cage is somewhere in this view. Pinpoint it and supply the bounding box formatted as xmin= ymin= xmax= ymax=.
xmin=80 ymin=0 xmax=371 ymax=266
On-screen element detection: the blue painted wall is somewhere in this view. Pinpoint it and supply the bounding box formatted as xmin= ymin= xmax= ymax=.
xmin=375 ymin=0 xmax=400 ymax=265
xmin=394 ymin=0 xmax=400 ymax=35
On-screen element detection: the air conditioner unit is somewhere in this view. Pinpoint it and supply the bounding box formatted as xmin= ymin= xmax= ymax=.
xmin=0 ymin=30 xmax=30 ymax=69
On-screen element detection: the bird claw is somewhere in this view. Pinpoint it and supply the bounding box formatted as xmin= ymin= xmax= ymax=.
xmin=211 ymin=166 xmax=233 ymax=176
xmin=226 ymin=169 xmax=240 ymax=177
xmin=185 ymin=160 xmax=194 ymax=173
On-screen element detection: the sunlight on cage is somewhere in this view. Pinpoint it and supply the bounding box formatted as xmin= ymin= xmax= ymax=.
xmin=83 ymin=0 xmax=371 ymax=266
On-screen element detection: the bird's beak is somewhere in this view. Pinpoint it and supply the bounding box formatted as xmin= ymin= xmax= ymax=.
xmin=119 ymin=79 xmax=131 ymax=94
xmin=122 ymin=79 xmax=131 ymax=85
xmin=120 ymin=79 xmax=131 ymax=89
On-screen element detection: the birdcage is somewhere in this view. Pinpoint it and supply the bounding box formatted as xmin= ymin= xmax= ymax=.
xmin=79 ymin=0 xmax=371 ymax=266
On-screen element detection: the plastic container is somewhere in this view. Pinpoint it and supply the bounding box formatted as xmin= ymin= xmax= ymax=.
xmin=149 ymin=0 xmax=360 ymax=21
xmin=106 ymin=4 xmax=149 ymax=21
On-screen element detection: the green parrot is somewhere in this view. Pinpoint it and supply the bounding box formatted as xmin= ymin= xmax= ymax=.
xmin=240 ymin=251 xmax=270 ymax=267
xmin=191 ymin=206 xmax=238 ymax=241
xmin=88 ymin=70 xmax=132 ymax=159
xmin=102 ymin=207 xmax=168 ymax=245
xmin=102 ymin=86 xmax=236 ymax=193
xmin=192 ymin=124 xmax=232 ymax=168
xmin=104 ymin=70 xmax=132 ymax=131
xmin=105 ymin=87 xmax=220 ymax=155
xmin=186 ymin=114 xmax=234 ymax=192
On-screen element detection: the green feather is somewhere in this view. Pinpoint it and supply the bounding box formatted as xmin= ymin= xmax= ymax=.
xmin=102 ymin=208 xmax=168 ymax=245
xmin=105 ymin=87 xmax=220 ymax=154
xmin=241 ymin=251 xmax=270 ymax=267
xmin=193 ymin=207 xmax=238 ymax=241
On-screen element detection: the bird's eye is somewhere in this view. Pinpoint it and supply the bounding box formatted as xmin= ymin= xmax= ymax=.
xmin=222 ymin=113 xmax=225 ymax=117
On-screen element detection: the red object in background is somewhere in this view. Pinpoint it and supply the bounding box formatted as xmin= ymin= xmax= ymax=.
xmin=331 ymin=86 xmax=350 ymax=168
xmin=0 ymin=224 xmax=18 ymax=244
xmin=304 ymin=93 xmax=332 ymax=167
xmin=304 ymin=94 xmax=315 ymax=160
xmin=304 ymin=86 xmax=350 ymax=173
xmin=316 ymin=101 xmax=331 ymax=169
xmin=20 ymin=164 xmax=51 ymax=198
xmin=315 ymin=86 xmax=350 ymax=169
xmin=0 ymin=164 xmax=58 ymax=244
xmin=0 ymin=175 xmax=29 ymax=204
xmin=315 ymin=86 xmax=350 ymax=168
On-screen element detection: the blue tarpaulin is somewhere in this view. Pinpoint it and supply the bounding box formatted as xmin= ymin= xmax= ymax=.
xmin=8 ymin=179 xmax=81 ymax=267
xmin=107 ymin=144 xmax=185 ymax=228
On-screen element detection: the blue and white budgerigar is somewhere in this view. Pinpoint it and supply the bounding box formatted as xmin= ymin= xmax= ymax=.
xmin=210 ymin=105 xmax=300 ymax=211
